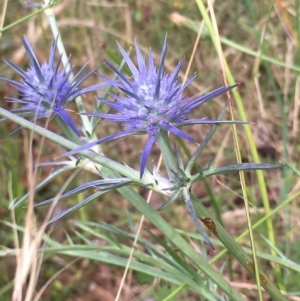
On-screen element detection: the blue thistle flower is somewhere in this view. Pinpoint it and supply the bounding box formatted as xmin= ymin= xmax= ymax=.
xmin=66 ymin=36 xmax=239 ymax=176
xmin=0 ymin=37 xmax=106 ymax=135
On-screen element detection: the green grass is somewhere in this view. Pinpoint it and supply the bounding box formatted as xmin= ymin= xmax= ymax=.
xmin=0 ymin=1 xmax=299 ymax=300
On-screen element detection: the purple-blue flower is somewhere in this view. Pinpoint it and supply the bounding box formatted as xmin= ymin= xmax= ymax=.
xmin=66 ymin=36 xmax=238 ymax=176
xmin=0 ymin=37 xmax=106 ymax=135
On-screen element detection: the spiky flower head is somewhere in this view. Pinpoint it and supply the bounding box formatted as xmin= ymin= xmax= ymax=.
xmin=67 ymin=36 xmax=237 ymax=176
xmin=0 ymin=37 xmax=105 ymax=135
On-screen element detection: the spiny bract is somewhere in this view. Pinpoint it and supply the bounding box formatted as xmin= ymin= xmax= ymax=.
xmin=66 ymin=36 xmax=237 ymax=176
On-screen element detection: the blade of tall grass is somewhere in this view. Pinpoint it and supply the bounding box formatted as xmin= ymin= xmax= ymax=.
xmin=197 ymin=1 xmax=263 ymax=298
xmin=194 ymin=0 xmax=284 ymax=297
xmin=244 ymin=0 xmax=291 ymax=290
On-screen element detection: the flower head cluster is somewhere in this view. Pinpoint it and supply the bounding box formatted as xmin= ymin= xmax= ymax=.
xmin=67 ymin=36 xmax=237 ymax=176
xmin=0 ymin=37 xmax=105 ymax=135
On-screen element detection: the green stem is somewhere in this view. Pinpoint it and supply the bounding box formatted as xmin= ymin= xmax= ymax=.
xmin=157 ymin=131 xmax=178 ymax=180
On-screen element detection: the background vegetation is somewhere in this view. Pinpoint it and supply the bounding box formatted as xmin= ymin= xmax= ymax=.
xmin=0 ymin=0 xmax=300 ymax=300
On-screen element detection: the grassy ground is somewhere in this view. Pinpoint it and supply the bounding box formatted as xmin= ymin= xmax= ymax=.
xmin=1 ymin=0 xmax=300 ymax=300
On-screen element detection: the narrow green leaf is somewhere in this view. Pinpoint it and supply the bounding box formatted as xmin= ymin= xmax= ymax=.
xmin=192 ymin=163 xmax=285 ymax=183
xmin=191 ymin=194 xmax=288 ymax=301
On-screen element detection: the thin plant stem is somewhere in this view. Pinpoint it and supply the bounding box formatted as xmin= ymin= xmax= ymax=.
xmin=205 ymin=1 xmax=263 ymax=299
xmin=245 ymin=0 xmax=285 ymax=289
